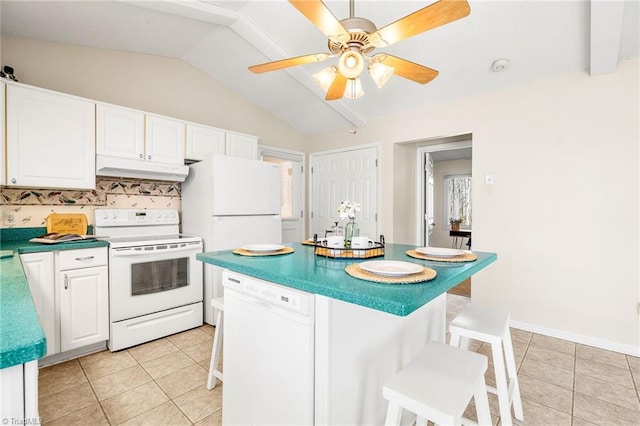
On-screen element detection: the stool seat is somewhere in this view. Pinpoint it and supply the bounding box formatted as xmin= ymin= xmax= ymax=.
xmin=449 ymin=304 xmax=524 ymax=426
xmin=383 ymin=341 xmax=491 ymax=426
xmin=450 ymin=304 xmax=509 ymax=338
xmin=207 ymin=297 xmax=224 ymax=390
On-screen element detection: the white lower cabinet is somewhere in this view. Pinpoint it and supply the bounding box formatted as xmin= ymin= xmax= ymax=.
xmin=19 ymin=247 xmax=108 ymax=358
xmin=59 ymin=265 xmax=109 ymax=351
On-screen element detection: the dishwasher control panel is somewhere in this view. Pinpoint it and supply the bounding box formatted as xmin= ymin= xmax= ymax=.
xmin=223 ymin=272 xmax=310 ymax=316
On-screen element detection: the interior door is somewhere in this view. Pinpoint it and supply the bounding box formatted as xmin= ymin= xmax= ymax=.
xmin=261 ymin=150 xmax=305 ymax=243
xmin=424 ymin=153 xmax=435 ymax=246
xmin=311 ymin=146 xmax=378 ymax=240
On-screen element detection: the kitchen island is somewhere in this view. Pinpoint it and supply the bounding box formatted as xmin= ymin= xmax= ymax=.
xmin=197 ymin=243 xmax=497 ymax=425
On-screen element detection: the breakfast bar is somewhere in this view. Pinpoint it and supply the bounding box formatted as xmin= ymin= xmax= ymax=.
xmin=197 ymin=243 xmax=497 ymax=425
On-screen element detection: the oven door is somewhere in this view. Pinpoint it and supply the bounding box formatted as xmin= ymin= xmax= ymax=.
xmin=109 ymin=241 xmax=203 ymax=322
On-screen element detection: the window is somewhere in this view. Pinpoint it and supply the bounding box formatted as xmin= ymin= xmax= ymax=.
xmin=445 ymin=174 xmax=472 ymax=228
xmin=263 ymin=156 xmax=295 ymax=219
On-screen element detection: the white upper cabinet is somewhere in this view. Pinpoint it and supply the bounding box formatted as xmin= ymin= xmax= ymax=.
xmin=226 ymin=131 xmax=258 ymax=160
xmin=185 ymin=123 xmax=226 ymax=161
xmin=0 ymin=82 xmax=5 ymax=186
xmin=145 ymin=114 xmax=185 ymax=165
xmin=6 ymin=84 xmax=95 ymax=189
xmin=96 ymin=104 xmax=145 ymax=160
xmin=97 ymin=105 xmax=186 ymax=166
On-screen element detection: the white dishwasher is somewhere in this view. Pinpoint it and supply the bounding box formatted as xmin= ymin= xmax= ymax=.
xmin=222 ymin=271 xmax=315 ymax=425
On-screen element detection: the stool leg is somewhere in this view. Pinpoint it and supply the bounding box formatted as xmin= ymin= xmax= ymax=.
xmin=207 ymin=308 xmax=224 ymax=390
xmin=384 ymin=402 xmax=403 ymax=426
xmin=490 ymin=339 xmax=512 ymax=426
xmin=473 ymin=374 xmax=492 ymax=426
xmin=502 ymin=328 xmax=523 ymax=421
xmin=449 ymin=331 xmax=469 ymax=351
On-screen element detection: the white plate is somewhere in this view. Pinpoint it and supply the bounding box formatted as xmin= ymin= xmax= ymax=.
xmin=359 ymin=260 xmax=423 ymax=277
xmin=241 ymin=244 xmax=285 ymax=252
xmin=416 ymin=247 xmax=465 ymax=258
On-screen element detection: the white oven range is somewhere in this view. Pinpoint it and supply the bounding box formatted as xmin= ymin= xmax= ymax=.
xmin=94 ymin=209 xmax=203 ymax=351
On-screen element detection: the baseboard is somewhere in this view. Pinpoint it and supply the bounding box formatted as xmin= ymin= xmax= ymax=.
xmin=509 ymin=320 xmax=640 ymax=357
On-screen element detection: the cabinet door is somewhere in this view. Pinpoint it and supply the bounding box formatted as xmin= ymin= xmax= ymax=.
xmin=6 ymin=85 xmax=95 ymax=189
xmin=20 ymin=252 xmax=56 ymax=356
xmin=145 ymin=115 xmax=185 ymax=165
xmin=0 ymin=82 xmax=5 ymax=186
xmin=225 ymin=132 xmax=258 ymax=160
xmin=185 ymin=123 xmax=226 ymax=161
xmin=59 ymin=266 xmax=108 ymax=352
xmin=96 ymin=104 xmax=145 ymax=160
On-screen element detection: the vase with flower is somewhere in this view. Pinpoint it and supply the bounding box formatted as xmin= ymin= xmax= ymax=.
xmin=338 ymin=200 xmax=361 ymax=247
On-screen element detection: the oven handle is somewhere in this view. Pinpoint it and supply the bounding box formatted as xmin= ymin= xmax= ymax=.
xmin=111 ymin=243 xmax=202 ymax=257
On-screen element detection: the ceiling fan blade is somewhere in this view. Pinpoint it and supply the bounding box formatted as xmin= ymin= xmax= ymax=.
xmin=325 ymin=72 xmax=347 ymax=100
xmin=370 ymin=0 xmax=470 ymax=47
xmin=289 ymin=0 xmax=349 ymax=42
xmin=376 ymin=54 xmax=439 ymax=84
xmin=249 ymin=53 xmax=330 ymax=74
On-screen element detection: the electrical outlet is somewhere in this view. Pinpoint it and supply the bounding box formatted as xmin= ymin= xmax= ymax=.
xmin=4 ymin=212 xmax=15 ymax=225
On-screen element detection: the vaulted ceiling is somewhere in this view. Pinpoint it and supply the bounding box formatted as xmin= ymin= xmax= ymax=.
xmin=2 ymin=0 xmax=638 ymax=135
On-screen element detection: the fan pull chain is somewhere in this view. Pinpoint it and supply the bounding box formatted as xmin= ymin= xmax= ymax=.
xmin=350 ymin=96 xmax=358 ymax=135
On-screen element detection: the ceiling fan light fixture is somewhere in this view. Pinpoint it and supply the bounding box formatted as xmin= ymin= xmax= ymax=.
xmin=344 ymin=78 xmax=364 ymax=99
xmin=313 ymin=66 xmax=337 ymax=93
xmin=338 ymin=50 xmax=364 ymax=79
xmin=368 ymin=61 xmax=394 ymax=88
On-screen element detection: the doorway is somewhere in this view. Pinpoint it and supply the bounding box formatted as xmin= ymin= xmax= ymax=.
xmin=417 ymin=140 xmax=472 ymax=297
xmin=260 ymin=146 xmax=305 ymax=243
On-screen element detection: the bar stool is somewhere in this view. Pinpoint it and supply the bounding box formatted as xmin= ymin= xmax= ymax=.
xmin=448 ymin=304 xmax=524 ymax=426
xmin=206 ymin=297 xmax=224 ymax=390
xmin=382 ymin=341 xmax=492 ymax=426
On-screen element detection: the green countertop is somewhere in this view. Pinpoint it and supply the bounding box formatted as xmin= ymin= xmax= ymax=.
xmin=197 ymin=243 xmax=497 ymax=317
xmin=0 ymin=228 xmax=109 ymax=369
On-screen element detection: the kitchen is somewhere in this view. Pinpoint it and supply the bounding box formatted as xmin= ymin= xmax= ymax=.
xmin=1 ymin=1 xmax=639 ymax=425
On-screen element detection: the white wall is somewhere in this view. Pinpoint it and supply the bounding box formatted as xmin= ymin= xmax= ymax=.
xmin=1 ymin=36 xmax=307 ymax=151
xmin=309 ymin=59 xmax=639 ymax=354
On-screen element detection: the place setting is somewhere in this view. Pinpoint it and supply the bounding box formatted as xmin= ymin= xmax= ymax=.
xmin=232 ymin=243 xmax=295 ymax=257
xmin=406 ymin=246 xmax=477 ymax=263
xmin=345 ymin=260 xmax=437 ymax=284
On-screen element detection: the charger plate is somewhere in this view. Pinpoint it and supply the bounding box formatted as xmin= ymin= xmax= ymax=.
xmin=233 ymin=247 xmax=294 ymax=257
xmin=406 ymin=249 xmax=477 ymax=263
xmin=345 ymin=263 xmax=436 ymax=284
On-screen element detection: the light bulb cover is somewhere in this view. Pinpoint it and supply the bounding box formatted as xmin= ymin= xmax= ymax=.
xmin=368 ymin=61 xmax=395 ymax=89
xmin=312 ymin=66 xmax=337 ymax=93
xmin=338 ymin=50 xmax=365 ymax=79
xmin=344 ymin=78 xmax=364 ymax=99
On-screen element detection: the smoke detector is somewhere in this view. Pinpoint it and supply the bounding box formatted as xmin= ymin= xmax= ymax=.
xmin=491 ymin=58 xmax=510 ymax=72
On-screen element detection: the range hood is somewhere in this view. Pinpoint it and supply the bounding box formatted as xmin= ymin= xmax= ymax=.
xmin=96 ymin=155 xmax=189 ymax=182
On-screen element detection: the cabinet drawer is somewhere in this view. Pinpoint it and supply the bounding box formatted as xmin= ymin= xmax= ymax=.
xmin=58 ymin=248 xmax=107 ymax=270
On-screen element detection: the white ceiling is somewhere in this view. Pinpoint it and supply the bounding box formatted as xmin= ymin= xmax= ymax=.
xmin=2 ymin=0 xmax=638 ymax=135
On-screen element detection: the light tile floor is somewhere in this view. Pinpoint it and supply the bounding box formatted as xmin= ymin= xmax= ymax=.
xmin=38 ymin=294 xmax=640 ymax=425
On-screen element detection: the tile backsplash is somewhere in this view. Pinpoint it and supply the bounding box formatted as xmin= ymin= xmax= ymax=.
xmin=0 ymin=178 xmax=181 ymax=228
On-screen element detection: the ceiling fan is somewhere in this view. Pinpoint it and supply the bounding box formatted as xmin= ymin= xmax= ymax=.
xmin=248 ymin=0 xmax=471 ymax=101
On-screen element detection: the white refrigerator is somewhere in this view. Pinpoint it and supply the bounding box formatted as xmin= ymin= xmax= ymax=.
xmin=182 ymin=155 xmax=282 ymax=325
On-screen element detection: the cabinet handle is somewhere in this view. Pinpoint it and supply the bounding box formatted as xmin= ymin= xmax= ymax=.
xmin=75 ymin=256 xmax=95 ymax=261
xmin=11 ymin=178 xmax=16 ymax=184
xmin=64 ymin=274 xmax=69 ymax=290
xmin=139 ymin=153 xmax=143 ymax=159
xmin=147 ymin=155 xmax=152 ymax=160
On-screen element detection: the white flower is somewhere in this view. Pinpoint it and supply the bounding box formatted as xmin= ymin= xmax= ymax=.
xmin=337 ymin=200 xmax=361 ymax=220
